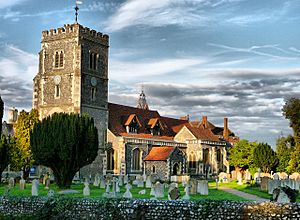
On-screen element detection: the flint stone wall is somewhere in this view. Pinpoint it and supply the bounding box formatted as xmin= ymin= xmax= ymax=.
xmin=1 ymin=197 xmax=300 ymax=219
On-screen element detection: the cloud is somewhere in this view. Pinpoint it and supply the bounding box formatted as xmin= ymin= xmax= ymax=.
xmin=0 ymin=44 xmax=37 ymax=113
xmin=0 ymin=0 xmax=27 ymax=9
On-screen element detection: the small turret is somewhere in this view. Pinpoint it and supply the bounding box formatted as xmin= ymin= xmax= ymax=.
xmin=8 ymin=107 xmax=18 ymax=124
xmin=137 ymin=90 xmax=149 ymax=110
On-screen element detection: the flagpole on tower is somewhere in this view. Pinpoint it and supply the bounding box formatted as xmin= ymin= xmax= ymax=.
xmin=75 ymin=1 xmax=83 ymax=23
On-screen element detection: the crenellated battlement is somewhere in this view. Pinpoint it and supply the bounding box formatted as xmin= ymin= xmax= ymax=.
xmin=42 ymin=23 xmax=109 ymax=46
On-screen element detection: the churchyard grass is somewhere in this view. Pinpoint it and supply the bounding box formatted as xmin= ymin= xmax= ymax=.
xmin=0 ymin=182 xmax=247 ymax=201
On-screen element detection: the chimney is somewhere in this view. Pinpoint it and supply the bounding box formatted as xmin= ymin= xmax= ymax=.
xmin=223 ymin=117 xmax=229 ymax=140
xmin=180 ymin=115 xmax=189 ymax=121
xmin=202 ymin=116 xmax=208 ymax=128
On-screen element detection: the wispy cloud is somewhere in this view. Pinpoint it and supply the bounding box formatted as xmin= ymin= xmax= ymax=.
xmin=0 ymin=0 xmax=27 ymax=9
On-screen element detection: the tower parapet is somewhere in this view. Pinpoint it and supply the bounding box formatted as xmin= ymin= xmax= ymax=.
xmin=42 ymin=23 xmax=109 ymax=46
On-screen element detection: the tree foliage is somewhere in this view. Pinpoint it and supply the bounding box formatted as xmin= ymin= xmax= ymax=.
xmin=10 ymin=109 xmax=39 ymax=179
xmin=0 ymin=134 xmax=9 ymax=183
xmin=30 ymin=113 xmax=99 ymax=189
xmin=276 ymin=135 xmax=295 ymax=174
xmin=253 ymin=143 xmax=278 ymax=173
xmin=282 ymin=97 xmax=300 ymax=143
xmin=229 ymin=139 xmax=257 ymax=171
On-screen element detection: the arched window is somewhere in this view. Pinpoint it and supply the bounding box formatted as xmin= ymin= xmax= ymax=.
xmin=132 ymin=148 xmax=141 ymax=170
xmin=55 ymin=85 xmax=60 ymax=98
xmin=93 ymin=53 xmax=97 ymax=70
xmin=89 ymin=52 xmax=93 ymax=69
xmin=152 ymin=166 xmax=156 ymax=174
xmin=59 ymin=51 xmax=64 ymax=67
xmin=189 ymin=152 xmax=196 ymax=169
xmin=203 ymin=148 xmax=210 ymax=164
xmin=91 ymin=87 xmax=96 ymax=101
xmin=107 ymin=148 xmax=114 ymax=171
xmin=54 ymin=52 xmax=59 ymax=68
xmin=89 ymin=52 xmax=98 ymax=70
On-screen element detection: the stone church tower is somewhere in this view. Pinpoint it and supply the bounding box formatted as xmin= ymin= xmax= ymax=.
xmin=33 ymin=23 xmax=109 ymax=175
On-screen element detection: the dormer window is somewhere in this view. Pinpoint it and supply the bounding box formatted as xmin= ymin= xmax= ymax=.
xmin=124 ymin=114 xmax=141 ymax=134
xmin=148 ymin=118 xmax=163 ymax=136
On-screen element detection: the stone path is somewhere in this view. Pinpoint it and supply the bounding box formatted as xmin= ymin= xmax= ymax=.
xmin=219 ymin=186 xmax=269 ymax=202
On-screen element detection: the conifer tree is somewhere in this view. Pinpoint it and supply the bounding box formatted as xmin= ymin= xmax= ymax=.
xmin=30 ymin=113 xmax=99 ymax=189
xmin=0 ymin=134 xmax=9 ymax=184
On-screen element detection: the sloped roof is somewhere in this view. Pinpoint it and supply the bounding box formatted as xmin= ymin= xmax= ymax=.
xmin=108 ymin=103 xmax=178 ymax=137
xmin=124 ymin=114 xmax=142 ymax=127
xmin=185 ymin=125 xmax=220 ymax=142
xmin=144 ymin=146 xmax=175 ymax=161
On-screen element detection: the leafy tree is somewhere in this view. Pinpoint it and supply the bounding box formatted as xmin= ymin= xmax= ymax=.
xmin=10 ymin=109 xmax=39 ymax=179
xmin=276 ymin=135 xmax=295 ymax=174
xmin=282 ymin=98 xmax=300 ymax=143
xmin=228 ymin=140 xmax=257 ymax=172
xmin=288 ymin=145 xmax=300 ymax=173
xmin=253 ymin=143 xmax=278 ymax=173
xmin=30 ymin=113 xmax=99 ymax=189
xmin=0 ymin=134 xmax=9 ymax=184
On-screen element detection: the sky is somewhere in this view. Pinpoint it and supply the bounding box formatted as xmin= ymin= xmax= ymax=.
xmin=0 ymin=0 xmax=299 ymax=147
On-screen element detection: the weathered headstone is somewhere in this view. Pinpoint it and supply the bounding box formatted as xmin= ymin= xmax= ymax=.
xmin=31 ymin=179 xmax=39 ymax=196
xmin=8 ymin=177 xmax=15 ymax=188
xmin=150 ymin=184 xmax=155 ymax=196
xmin=47 ymin=190 xmax=55 ymax=197
xmin=182 ymin=184 xmax=190 ymax=200
xmin=123 ymin=183 xmax=132 ymax=199
xmin=138 ymin=189 xmax=146 ymax=195
xmin=83 ymin=182 xmax=90 ymax=197
xmin=100 ymin=177 xmax=106 ymax=189
xmin=190 ymin=179 xmax=197 ymax=195
xmin=124 ymin=175 xmax=129 ymax=184
xmin=237 ymin=172 xmax=243 ymax=185
xmin=118 ymin=175 xmax=124 ymax=186
xmin=273 ymin=173 xmax=280 ymax=180
xmin=137 ymin=176 xmax=144 ymax=188
xmin=260 ymin=176 xmax=270 ymax=191
xmin=93 ymin=174 xmax=100 ymax=187
xmin=169 ymin=187 xmax=181 ymax=200
xmin=289 ymin=172 xmax=300 ymax=180
xmin=197 ymin=180 xmax=209 ymax=195
xmin=268 ymin=179 xmax=281 ymax=194
xmin=19 ymin=178 xmax=26 ymax=190
xmin=154 ymin=182 xmax=164 ymax=198
xmin=146 ymin=176 xmax=152 ymax=188
xmin=245 ymin=169 xmax=251 ymax=182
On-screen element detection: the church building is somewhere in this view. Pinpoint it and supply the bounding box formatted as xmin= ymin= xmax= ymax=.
xmin=32 ymin=20 xmax=239 ymax=180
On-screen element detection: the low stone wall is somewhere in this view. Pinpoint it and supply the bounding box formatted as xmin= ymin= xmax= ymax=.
xmin=0 ymin=196 xmax=300 ymax=219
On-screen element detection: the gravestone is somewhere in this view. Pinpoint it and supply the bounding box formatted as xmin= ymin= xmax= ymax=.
xmin=182 ymin=184 xmax=190 ymax=200
xmin=268 ymin=179 xmax=281 ymax=194
xmin=245 ymin=169 xmax=251 ymax=182
xmin=31 ymin=179 xmax=39 ymax=196
xmin=105 ymin=181 xmax=111 ymax=193
xmin=231 ymin=170 xmax=237 ymax=180
xmin=279 ymin=172 xmax=288 ymax=180
xmin=45 ymin=178 xmax=51 ymax=190
xmin=47 ymin=190 xmax=55 ymax=197
xmin=100 ymin=177 xmax=106 ymax=189
xmin=154 ymin=182 xmax=164 ymax=198
xmin=290 ymin=172 xmax=300 ymax=180
xmin=197 ymin=180 xmax=209 ymax=195
xmin=219 ymin=172 xmax=228 ymax=183
xmin=116 ymin=179 xmax=120 ymax=193
xmin=93 ymin=174 xmax=100 ymax=187
xmin=169 ymin=187 xmax=181 ymax=200
xmin=150 ymin=184 xmax=155 ymax=196
xmin=260 ymin=176 xmax=270 ymax=191
xmin=237 ymin=172 xmax=243 ymax=185
xmin=124 ymin=175 xmax=129 ymax=184
xmin=146 ymin=176 xmax=152 ymax=188
xmin=83 ymin=182 xmax=90 ymax=196
xmin=19 ymin=178 xmax=26 ymax=190
xmin=118 ymin=175 xmax=124 ymax=186
xmin=137 ymin=176 xmax=144 ymax=188
xmin=190 ymin=179 xmax=197 ymax=195
xmin=123 ymin=183 xmax=132 ymax=199
xmin=8 ymin=177 xmax=15 ymax=188
xmin=139 ymin=189 xmax=146 ymax=195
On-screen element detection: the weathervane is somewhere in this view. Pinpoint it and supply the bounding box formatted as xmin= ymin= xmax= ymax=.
xmin=75 ymin=1 xmax=83 ymax=23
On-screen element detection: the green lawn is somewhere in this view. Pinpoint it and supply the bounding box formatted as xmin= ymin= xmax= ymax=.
xmin=0 ymin=182 xmax=247 ymax=201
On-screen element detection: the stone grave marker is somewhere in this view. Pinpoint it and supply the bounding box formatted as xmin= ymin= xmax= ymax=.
xmin=83 ymin=182 xmax=90 ymax=197
xmin=47 ymin=190 xmax=55 ymax=197
xmin=290 ymin=172 xmax=300 ymax=180
xmin=8 ymin=177 xmax=15 ymax=188
xmin=137 ymin=175 xmax=144 ymax=188
xmin=169 ymin=187 xmax=181 ymax=200
xmin=93 ymin=174 xmax=100 ymax=187
xmin=146 ymin=176 xmax=152 ymax=188
xmin=19 ymin=178 xmax=26 ymax=190
xmin=273 ymin=173 xmax=280 ymax=180
xmin=123 ymin=183 xmax=132 ymax=199
xmin=268 ymin=179 xmax=280 ymax=195
xmin=124 ymin=175 xmax=129 ymax=184
xmin=154 ymin=182 xmax=164 ymax=198
xmin=190 ymin=179 xmax=197 ymax=195
xmin=31 ymin=179 xmax=39 ymax=196
xmin=100 ymin=176 xmax=106 ymax=189
xmin=197 ymin=180 xmax=209 ymax=195
xmin=260 ymin=176 xmax=270 ymax=191
xmin=118 ymin=175 xmax=123 ymax=186
xmin=139 ymin=189 xmax=146 ymax=195
xmin=182 ymin=184 xmax=190 ymax=200
xmin=150 ymin=184 xmax=155 ymax=196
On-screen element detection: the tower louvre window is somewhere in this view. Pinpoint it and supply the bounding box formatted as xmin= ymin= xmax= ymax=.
xmin=89 ymin=52 xmax=98 ymax=70
xmin=54 ymin=52 xmax=59 ymax=68
xmin=59 ymin=51 xmax=64 ymax=67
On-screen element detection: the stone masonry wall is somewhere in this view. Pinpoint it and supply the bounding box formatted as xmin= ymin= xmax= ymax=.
xmin=1 ymin=197 xmax=300 ymax=219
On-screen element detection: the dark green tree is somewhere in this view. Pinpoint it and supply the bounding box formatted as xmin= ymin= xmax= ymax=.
xmin=0 ymin=134 xmax=9 ymax=184
xmin=229 ymin=140 xmax=256 ymax=170
xmin=253 ymin=143 xmax=278 ymax=173
xmin=276 ymin=135 xmax=295 ymax=174
xmin=30 ymin=113 xmax=99 ymax=189
xmin=282 ymin=98 xmax=300 ymax=144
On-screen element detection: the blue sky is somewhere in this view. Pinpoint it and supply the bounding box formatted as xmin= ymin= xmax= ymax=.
xmin=1 ymin=0 xmax=300 ymax=147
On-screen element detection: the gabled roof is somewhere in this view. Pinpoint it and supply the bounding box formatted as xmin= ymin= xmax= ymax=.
xmin=144 ymin=146 xmax=175 ymax=161
xmin=124 ymin=114 xmax=142 ymax=127
xmin=108 ymin=103 xmax=178 ymax=137
xmin=185 ymin=125 xmax=220 ymax=142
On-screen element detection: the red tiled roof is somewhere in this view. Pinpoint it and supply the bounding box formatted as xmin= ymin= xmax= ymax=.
xmin=148 ymin=118 xmax=159 ymax=129
xmin=124 ymin=114 xmax=142 ymax=127
xmin=144 ymin=146 xmax=175 ymax=161
xmin=119 ymin=133 xmax=174 ymax=140
xmin=185 ymin=125 xmax=220 ymax=142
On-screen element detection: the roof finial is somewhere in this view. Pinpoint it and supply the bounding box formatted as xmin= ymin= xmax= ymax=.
xmin=75 ymin=1 xmax=82 ymax=23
